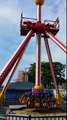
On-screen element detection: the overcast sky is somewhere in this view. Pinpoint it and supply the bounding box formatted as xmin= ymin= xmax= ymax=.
xmin=0 ymin=0 xmax=66 ymax=83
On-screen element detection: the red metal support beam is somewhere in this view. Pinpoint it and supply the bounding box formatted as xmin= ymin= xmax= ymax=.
xmin=2 ymin=44 xmax=27 ymax=93
xmin=0 ymin=30 xmax=34 ymax=86
xmin=2 ymin=56 xmax=21 ymax=93
xmin=46 ymin=31 xmax=67 ymax=53
xmin=44 ymin=37 xmax=59 ymax=94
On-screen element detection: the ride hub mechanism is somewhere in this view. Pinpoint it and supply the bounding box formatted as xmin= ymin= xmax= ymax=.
xmin=0 ymin=0 xmax=66 ymax=107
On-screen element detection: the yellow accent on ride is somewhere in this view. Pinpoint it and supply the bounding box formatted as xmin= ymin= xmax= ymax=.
xmin=34 ymin=0 xmax=44 ymax=5
xmin=56 ymin=92 xmax=64 ymax=104
xmin=34 ymin=85 xmax=42 ymax=89
xmin=0 ymin=92 xmax=4 ymax=104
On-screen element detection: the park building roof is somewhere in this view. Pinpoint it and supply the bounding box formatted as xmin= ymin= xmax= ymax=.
xmin=7 ymin=81 xmax=34 ymax=91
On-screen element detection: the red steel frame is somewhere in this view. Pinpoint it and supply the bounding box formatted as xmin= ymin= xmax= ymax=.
xmin=46 ymin=31 xmax=67 ymax=53
xmin=44 ymin=37 xmax=59 ymax=94
xmin=2 ymin=56 xmax=22 ymax=93
xmin=0 ymin=2 xmax=67 ymax=99
xmin=0 ymin=30 xmax=34 ymax=86
xmin=2 ymin=42 xmax=29 ymax=93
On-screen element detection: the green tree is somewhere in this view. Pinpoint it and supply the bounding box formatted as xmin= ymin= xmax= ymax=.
xmin=53 ymin=62 xmax=65 ymax=84
xmin=41 ymin=62 xmax=65 ymax=88
xmin=28 ymin=63 xmax=36 ymax=83
xmin=27 ymin=62 xmax=65 ymax=88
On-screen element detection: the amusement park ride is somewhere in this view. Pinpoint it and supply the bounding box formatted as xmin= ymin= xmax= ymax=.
xmin=0 ymin=0 xmax=67 ymax=108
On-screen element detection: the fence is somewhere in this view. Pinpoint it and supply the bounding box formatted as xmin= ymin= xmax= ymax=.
xmin=6 ymin=114 xmax=66 ymax=120
xmin=0 ymin=116 xmax=6 ymax=120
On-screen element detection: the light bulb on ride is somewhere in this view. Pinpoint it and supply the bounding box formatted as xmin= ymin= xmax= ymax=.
xmin=34 ymin=0 xmax=45 ymax=5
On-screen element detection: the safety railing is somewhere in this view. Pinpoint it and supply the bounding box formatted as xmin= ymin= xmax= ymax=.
xmin=20 ymin=13 xmax=37 ymax=27
xmin=0 ymin=116 xmax=6 ymax=120
xmin=44 ymin=17 xmax=60 ymax=29
xmin=6 ymin=114 xmax=66 ymax=120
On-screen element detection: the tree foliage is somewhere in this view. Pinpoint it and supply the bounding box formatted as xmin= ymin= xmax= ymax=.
xmin=27 ymin=62 xmax=65 ymax=88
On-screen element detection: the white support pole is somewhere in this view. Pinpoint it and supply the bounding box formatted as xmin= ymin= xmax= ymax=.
xmin=36 ymin=34 xmax=41 ymax=85
xmin=37 ymin=5 xmax=41 ymax=22
xmin=35 ymin=5 xmax=41 ymax=86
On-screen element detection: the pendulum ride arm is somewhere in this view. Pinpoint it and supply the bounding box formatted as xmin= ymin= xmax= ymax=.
xmin=44 ymin=37 xmax=59 ymax=94
xmin=2 ymin=45 xmax=27 ymax=94
xmin=2 ymin=57 xmax=21 ymax=94
xmin=44 ymin=37 xmax=64 ymax=102
xmin=1 ymin=29 xmax=30 ymax=93
xmin=0 ymin=30 xmax=31 ymax=103
xmin=0 ymin=57 xmax=21 ymax=104
xmin=46 ymin=31 xmax=67 ymax=53
xmin=0 ymin=30 xmax=34 ymax=87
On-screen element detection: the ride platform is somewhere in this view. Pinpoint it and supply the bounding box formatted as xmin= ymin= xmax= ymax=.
xmin=6 ymin=106 xmax=66 ymax=117
xmin=20 ymin=15 xmax=59 ymax=37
